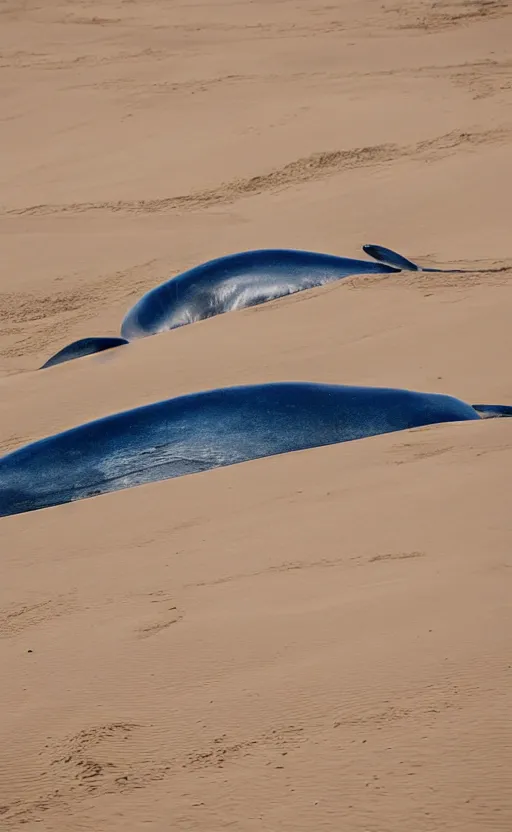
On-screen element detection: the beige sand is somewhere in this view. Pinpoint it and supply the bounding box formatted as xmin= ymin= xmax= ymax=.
xmin=1 ymin=1 xmax=511 ymax=829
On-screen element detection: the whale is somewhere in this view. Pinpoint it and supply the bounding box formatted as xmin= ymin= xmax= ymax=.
xmin=1 ymin=381 xmax=510 ymax=519
xmin=119 ymin=247 xmax=402 ymax=340
xmin=38 ymin=245 xmax=398 ymax=369
xmin=40 ymin=337 xmax=129 ymax=370
xmin=120 ymin=244 xmax=490 ymax=340
xmin=38 ymin=244 xmax=482 ymax=369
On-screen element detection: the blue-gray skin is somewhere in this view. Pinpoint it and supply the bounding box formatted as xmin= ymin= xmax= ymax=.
xmin=119 ymin=247 xmax=403 ymax=339
xmin=40 ymin=337 xmax=129 ymax=370
xmin=1 ymin=381 xmax=509 ymax=519
xmin=363 ymin=244 xmax=469 ymax=273
xmin=38 ymin=244 xmax=477 ymax=368
xmin=40 ymin=245 xmax=399 ymax=369
xmin=471 ymin=404 xmax=512 ymax=418
xmin=120 ymin=243 xmax=489 ymax=340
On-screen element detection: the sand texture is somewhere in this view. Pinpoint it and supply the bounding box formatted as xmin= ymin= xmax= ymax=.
xmin=1 ymin=0 xmax=511 ymax=829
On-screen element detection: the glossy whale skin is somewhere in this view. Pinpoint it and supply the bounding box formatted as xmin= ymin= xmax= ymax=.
xmin=120 ymin=249 xmax=400 ymax=338
xmin=40 ymin=337 xmax=129 ymax=369
xmin=0 ymin=381 xmax=486 ymax=519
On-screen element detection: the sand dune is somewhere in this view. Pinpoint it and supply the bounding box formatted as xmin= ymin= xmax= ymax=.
xmin=1 ymin=0 xmax=511 ymax=829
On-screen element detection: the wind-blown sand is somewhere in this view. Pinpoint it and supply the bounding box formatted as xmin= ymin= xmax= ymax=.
xmin=1 ymin=1 xmax=511 ymax=829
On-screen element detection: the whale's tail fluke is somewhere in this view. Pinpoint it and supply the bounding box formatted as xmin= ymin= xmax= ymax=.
xmin=362 ymin=244 xmax=423 ymax=272
xmin=471 ymin=404 xmax=512 ymax=419
xmin=361 ymin=243 xmax=495 ymax=274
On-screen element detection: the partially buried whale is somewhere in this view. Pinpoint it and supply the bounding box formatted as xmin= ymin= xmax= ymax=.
xmin=40 ymin=244 xmax=460 ymax=369
xmin=120 ymin=244 xmax=467 ymax=340
xmin=1 ymin=381 xmax=510 ymax=518
xmin=119 ymin=246 xmax=402 ymax=340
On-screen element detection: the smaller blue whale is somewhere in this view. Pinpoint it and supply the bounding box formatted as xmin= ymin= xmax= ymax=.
xmin=40 ymin=244 xmax=467 ymax=369
xmin=120 ymin=244 xmax=486 ymax=340
xmin=119 ymin=246 xmax=402 ymax=340
xmin=0 ymin=381 xmax=509 ymax=518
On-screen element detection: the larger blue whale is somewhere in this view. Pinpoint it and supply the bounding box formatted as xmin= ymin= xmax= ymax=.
xmin=40 ymin=244 xmax=466 ymax=369
xmin=1 ymin=382 xmax=510 ymax=518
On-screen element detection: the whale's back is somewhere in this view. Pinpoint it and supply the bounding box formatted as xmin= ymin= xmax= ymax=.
xmin=0 ymin=383 xmax=480 ymax=518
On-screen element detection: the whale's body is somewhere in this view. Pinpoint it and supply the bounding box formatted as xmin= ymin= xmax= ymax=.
xmin=120 ymin=249 xmax=399 ymax=339
xmin=39 ymin=244 xmax=472 ymax=369
xmin=0 ymin=381 xmax=499 ymax=519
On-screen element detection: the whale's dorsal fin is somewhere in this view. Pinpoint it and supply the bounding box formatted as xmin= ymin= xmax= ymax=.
xmin=471 ymin=404 xmax=512 ymax=419
xmin=362 ymin=244 xmax=422 ymax=272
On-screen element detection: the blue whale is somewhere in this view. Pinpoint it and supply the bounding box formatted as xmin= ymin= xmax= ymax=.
xmin=120 ymin=243 xmax=488 ymax=339
xmin=40 ymin=244 xmax=456 ymax=369
xmin=1 ymin=381 xmax=509 ymax=519
xmin=119 ymin=247 xmax=402 ymax=339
